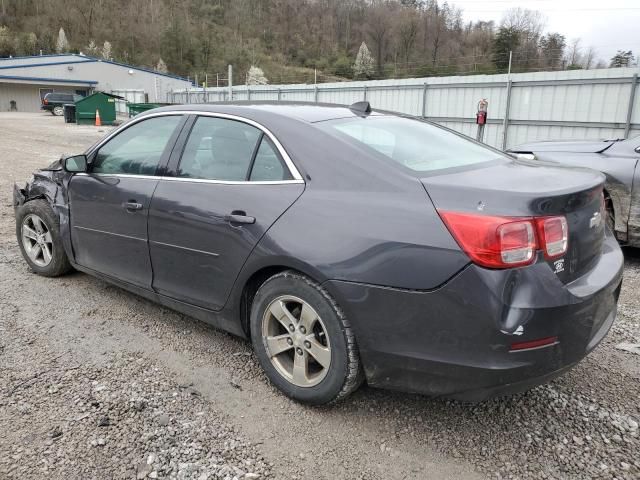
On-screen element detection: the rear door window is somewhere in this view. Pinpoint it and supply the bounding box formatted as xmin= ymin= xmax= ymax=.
xmin=178 ymin=117 xmax=261 ymax=181
xmin=249 ymin=137 xmax=292 ymax=181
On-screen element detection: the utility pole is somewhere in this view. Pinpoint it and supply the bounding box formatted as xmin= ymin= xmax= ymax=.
xmin=501 ymin=50 xmax=513 ymax=150
xmin=216 ymin=73 xmax=219 ymax=88
xmin=314 ymin=68 xmax=317 ymax=85
xmin=227 ymin=65 xmax=233 ymax=101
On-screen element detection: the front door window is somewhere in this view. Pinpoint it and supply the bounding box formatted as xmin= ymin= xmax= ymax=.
xmin=93 ymin=115 xmax=182 ymax=176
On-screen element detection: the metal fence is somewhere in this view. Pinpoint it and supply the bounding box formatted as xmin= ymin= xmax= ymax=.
xmin=168 ymin=67 xmax=640 ymax=150
xmin=111 ymin=89 xmax=146 ymax=116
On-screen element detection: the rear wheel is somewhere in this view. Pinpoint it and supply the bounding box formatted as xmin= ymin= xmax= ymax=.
xmin=250 ymin=271 xmax=363 ymax=404
xmin=16 ymin=200 xmax=72 ymax=277
xmin=52 ymin=106 xmax=64 ymax=116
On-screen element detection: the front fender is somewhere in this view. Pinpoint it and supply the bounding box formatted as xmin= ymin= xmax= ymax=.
xmin=14 ymin=170 xmax=75 ymax=261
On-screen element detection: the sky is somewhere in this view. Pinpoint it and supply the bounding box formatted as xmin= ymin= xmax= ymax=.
xmin=451 ymin=0 xmax=640 ymax=63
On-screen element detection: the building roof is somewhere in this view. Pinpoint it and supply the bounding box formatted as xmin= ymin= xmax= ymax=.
xmin=0 ymin=54 xmax=191 ymax=83
xmin=0 ymin=74 xmax=98 ymax=85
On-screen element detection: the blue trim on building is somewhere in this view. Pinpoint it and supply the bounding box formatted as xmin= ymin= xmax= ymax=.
xmin=0 ymin=53 xmax=75 ymax=62
xmin=0 ymin=53 xmax=192 ymax=83
xmin=0 ymin=59 xmax=96 ymax=70
xmin=0 ymin=74 xmax=98 ymax=85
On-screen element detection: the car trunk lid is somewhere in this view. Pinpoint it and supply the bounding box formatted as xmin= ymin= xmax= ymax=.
xmin=422 ymin=159 xmax=606 ymax=283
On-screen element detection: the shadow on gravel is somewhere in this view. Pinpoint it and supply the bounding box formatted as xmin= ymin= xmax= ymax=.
xmin=622 ymin=246 xmax=640 ymax=264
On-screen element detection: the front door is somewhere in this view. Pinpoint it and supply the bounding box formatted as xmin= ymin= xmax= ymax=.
xmin=148 ymin=115 xmax=304 ymax=310
xmin=68 ymin=114 xmax=184 ymax=288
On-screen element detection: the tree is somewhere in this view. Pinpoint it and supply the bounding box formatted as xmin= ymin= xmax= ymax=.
xmin=85 ymin=40 xmax=99 ymax=56
xmin=583 ymin=46 xmax=597 ymax=69
xmin=396 ymin=9 xmax=418 ymax=67
xmin=0 ymin=26 xmax=13 ymax=57
xmin=539 ymin=33 xmax=565 ymax=69
xmin=500 ymin=8 xmax=545 ymax=70
xmin=493 ymin=27 xmax=519 ymax=70
xmin=247 ymin=65 xmax=268 ymax=85
xmin=565 ymin=38 xmax=582 ymax=69
xmin=156 ymin=57 xmax=168 ymax=73
xmin=101 ymin=41 xmax=111 ymax=60
xmin=55 ymin=27 xmax=69 ymax=53
xmin=610 ymin=50 xmax=635 ymax=68
xmin=353 ymin=41 xmax=375 ymax=78
xmin=367 ymin=1 xmax=392 ymax=76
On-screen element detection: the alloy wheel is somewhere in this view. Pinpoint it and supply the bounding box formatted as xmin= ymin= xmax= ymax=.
xmin=261 ymin=295 xmax=331 ymax=387
xmin=21 ymin=214 xmax=53 ymax=267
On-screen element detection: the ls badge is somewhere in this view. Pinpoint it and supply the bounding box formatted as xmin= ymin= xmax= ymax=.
xmin=589 ymin=211 xmax=601 ymax=229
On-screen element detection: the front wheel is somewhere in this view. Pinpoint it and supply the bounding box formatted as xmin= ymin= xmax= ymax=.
xmin=250 ymin=271 xmax=364 ymax=405
xmin=16 ymin=200 xmax=72 ymax=277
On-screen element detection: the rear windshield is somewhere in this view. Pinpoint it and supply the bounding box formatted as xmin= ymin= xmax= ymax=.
xmin=317 ymin=116 xmax=505 ymax=172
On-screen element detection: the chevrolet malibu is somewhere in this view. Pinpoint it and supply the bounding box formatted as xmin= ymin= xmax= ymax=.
xmin=13 ymin=102 xmax=623 ymax=404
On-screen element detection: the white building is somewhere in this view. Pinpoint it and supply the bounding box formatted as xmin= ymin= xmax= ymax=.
xmin=0 ymin=54 xmax=192 ymax=113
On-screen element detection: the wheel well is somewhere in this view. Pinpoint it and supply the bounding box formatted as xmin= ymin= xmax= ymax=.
xmin=603 ymin=188 xmax=615 ymax=217
xmin=240 ymin=266 xmax=297 ymax=337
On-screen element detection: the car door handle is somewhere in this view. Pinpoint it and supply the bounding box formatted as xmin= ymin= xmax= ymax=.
xmin=123 ymin=201 xmax=143 ymax=211
xmin=225 ymin=211 xmax=255 ymax=225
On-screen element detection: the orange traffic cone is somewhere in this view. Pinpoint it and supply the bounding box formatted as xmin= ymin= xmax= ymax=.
xmin=95 ymin=109 xmax=102 ymax=127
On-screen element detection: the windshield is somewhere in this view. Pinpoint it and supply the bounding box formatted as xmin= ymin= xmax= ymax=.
xmin=318 ymin=116 xmax=506 ymax=173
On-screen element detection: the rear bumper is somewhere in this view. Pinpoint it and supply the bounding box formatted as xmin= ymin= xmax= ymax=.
xmin=326 ymin=232 xmax=623 ymax=402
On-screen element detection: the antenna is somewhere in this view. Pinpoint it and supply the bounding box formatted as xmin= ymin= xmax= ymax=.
xmin=350 ymin=101 xmax=371 ymax=114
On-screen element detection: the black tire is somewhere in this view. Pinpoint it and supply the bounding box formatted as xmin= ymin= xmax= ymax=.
xmin=15 ymin=199 xmax=73 ymax=277
xmin=52 ymin=106 xmax=64 ymax=116
xmin=250 ymin=271 xmax=364 ymax=405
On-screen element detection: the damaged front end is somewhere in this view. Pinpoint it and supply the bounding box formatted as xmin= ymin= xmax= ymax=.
xmin=13 ymin=156 xmax=67 ymax=211
xmin=14 ymin=156 xmax=75 ymax=261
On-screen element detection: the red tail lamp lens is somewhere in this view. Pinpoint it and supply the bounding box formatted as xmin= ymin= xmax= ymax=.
xmin=439 ymin=211 xmax=569 ymax=269
xmin=536 ymin=216 xmax=568 ymax=259
xmin=438 ymin=211 xmax=536 ymax=268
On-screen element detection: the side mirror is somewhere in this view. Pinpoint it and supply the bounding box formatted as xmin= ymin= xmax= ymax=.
xmin=63 ymin=154 xmax=88 ymax=173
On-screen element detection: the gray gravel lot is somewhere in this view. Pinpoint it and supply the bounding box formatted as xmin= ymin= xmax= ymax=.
xmin=0 ymin=112 xmax=638 ymax=480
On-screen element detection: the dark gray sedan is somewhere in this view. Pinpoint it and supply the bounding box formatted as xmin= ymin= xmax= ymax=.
xmin=510 ymin=136 xmax=640 ymax=247
xmin=14 ymin=102 xmax=623 ymax=404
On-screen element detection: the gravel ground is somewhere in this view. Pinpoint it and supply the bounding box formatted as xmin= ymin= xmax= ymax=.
xmin=0 ymin=112 xmax=639 ymax=480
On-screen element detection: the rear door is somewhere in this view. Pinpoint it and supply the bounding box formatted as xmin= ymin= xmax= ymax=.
xmin=148 ymin=114 xmax=305 ymax=310
xmin=68 ymin=114 xmax=185 ymax=288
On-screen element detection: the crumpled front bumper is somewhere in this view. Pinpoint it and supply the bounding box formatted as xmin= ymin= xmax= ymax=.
xmin=13 ymin=182 xmax=27 ymax=208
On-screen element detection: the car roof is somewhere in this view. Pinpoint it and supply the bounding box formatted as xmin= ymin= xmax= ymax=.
xmin=148 ymin=101 xmax=386 ymax=124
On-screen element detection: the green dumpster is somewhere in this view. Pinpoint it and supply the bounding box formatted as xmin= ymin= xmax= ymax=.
xmin=128 ymin=103 xmax=171 ymax=117
xmin=75 ymin=92 xmax=123 ymax=126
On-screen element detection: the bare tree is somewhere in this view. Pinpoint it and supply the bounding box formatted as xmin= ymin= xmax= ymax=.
xmin=583 ymin=46 xmax=597 ymax=69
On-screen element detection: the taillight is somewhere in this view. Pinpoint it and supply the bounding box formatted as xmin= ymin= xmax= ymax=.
xmin=439 ymin=211 xmax=569 ymax=269
xmin=43 ymin=98 xmax=48 ymax=105
xmin=536 ymin=216 xmax=568 ymax=259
